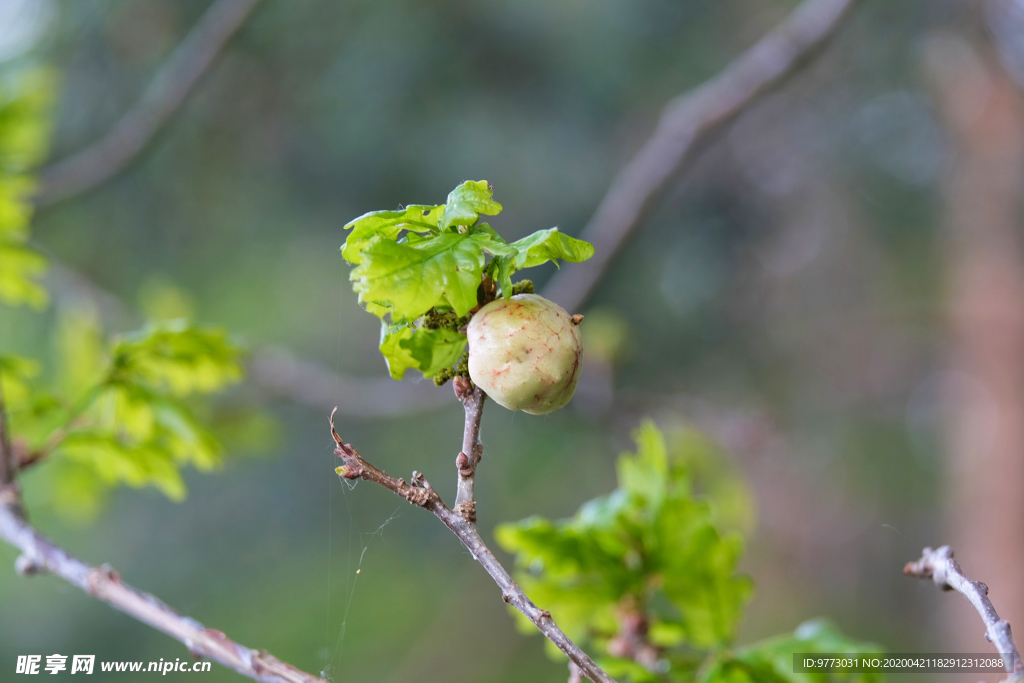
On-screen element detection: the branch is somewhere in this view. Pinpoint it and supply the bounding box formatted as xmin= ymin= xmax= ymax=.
xmin=0 ymin=506 xmax=327 ymax=683
xmin=13 ymin=426 xmax=66 ymax=472
xmin=0 ymin=366 xmax=15 ymax=490
xmin=330 ymin=410 xmax=618 ymax=683
xmin=248 ymin=345 xmax=450 ymax=418
xmin=36 ymin=0 xmax=264 ymax=207
xmin=453 ymin=378 xmax=485 ymax=522
xmin=0 ymin=366 xmax=25 ymax=517
xmin=541 ymin=0 xmax=863 ymax=314
xmin=905 ymin=546 xmax=1024 ymax=676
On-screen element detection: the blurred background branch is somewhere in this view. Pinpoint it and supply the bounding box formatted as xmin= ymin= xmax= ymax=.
xmin=35 ymin=0 xmax=263 ymax=207
xmin=0 ymin=371 xmax=15 ymax=492
xmin=0 ymin=368 xmax=23 ymax=518
xmin=40 ymin=254 xmax=447 ymax=417
xmin=543 ymin=0 xmax=863 ymax=314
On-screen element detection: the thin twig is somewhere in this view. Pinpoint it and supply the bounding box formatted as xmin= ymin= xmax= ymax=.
xmin=330 ymin=409 xmax=617 ymax=683
xmin=36 ymin=0 xmax=264 ymax=206
xmin=0 ymin=366 xmax=14 ymax=490
xmin=905 ymin=546 xmax=1024 ymax=675
xmin=0 ymin=367 xmax=25 ymax=517
xmin=0 ymin=506 xmax=327 ymax=683
xmin=13 ymin=427 xmax=66 ymax=471
xmin=453 ymin=379 xmax=485 ymax=522
xmin=542 ymin=0 xmax=863 ymax=314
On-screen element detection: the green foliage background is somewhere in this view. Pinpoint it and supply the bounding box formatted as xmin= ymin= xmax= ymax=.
xmin=0 ymin=0 xmax=965 ymax=682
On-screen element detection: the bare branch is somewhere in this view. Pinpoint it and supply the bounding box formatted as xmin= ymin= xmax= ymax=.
xmin=453 ymin=379 xmax=485 ymax=522
xmin=905 ymin=546 xmax=1024 ymax=675
xmin=36 ymin=0 xmax=264 ymax=207
xmin=248 ymin=346 xmax=450 ymax=417
xmin=330 ymin=410 xmax=618 ymax=683
xmin=0 ymin=505 xmax=327 ymax=683
xmin=542 ymin=0 xmax=863 ymax=314
xmin=0 ymin=367 xmax=25 ymax=517
xmin=13 ymin=425 xmax=68 ymax=472
xmin=0 ymin=367 xmax=14 ymax=490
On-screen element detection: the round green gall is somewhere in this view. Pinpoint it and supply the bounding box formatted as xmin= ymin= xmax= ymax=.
xmin=467 ymin=293 xmax=583 ymax=414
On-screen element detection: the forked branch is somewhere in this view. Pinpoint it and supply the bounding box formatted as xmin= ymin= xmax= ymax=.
xmin=0 ymin=368 xmax=25 ymax=518
xmin=905 ymin=546 xmax=1024 ymax=676
xmin=330 ymin=408 xmax=617 ymax=683
xmin=0 ymin=368 xmax=17 ymax=492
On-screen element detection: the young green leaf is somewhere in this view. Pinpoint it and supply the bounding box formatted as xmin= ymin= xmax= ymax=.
xmin=490 ymin=254 xmax=516 ymax=300
xmin=341 ymin=180 xmax=503 ymax=266
xmin=657 ymin=509 xmax=752 ymax=648
xmin=379 ymin=322 xmax=467 ymax=380
xmin=496 ymin=420 xmax=752 ymax=662
xmin=341 ymin=204 xmax=442 ymax=265
xmin=3 ymin=321 xmax=249 ymax=503
xmin=0 ymin=354 xmax=41 ymax=407
xmin=487 ymin=227 xmax=594 ymax=298
xmin=617 ymin=420 xmax=674 ymax=505
xmin=701 ymin=620 xmax=884 ymax=683
xmin=438 ymin=180 xmax=503 ymax=230
xmin=55 ymin=308 xmax=106 ymax=398
xmin=59 ymin=430 xmax=188 ymax=501
xmin=0 ymin=69 xmax=53 ymax=171
xmin=597 ymin=657 xmax=666 ymax=683
xmin=0 ymin=241 xmax=47 ymax=308
xmin=0 ymin=68 xmax=54 ymax=309
xmin=378 ymin=323 xmax=419 ymax=381
xmin=507 ymin=227 xmax=595 ymax=269
xmin=110 ymin=320 xmax=244 ymax=396
xmin=351 ymin=231 xmax=510 ymax=320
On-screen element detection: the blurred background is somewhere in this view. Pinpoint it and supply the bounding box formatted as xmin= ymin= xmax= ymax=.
xmin=1 ymin=0 xmax=1023 ymax=681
